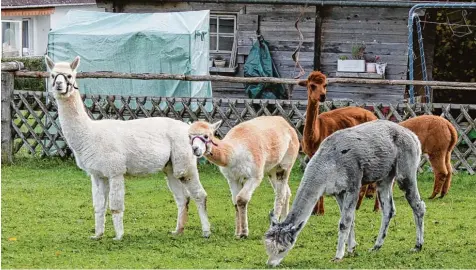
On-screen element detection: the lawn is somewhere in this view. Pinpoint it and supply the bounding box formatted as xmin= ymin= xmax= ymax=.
xmin=2 ymin=158 xmax=476 ymax=269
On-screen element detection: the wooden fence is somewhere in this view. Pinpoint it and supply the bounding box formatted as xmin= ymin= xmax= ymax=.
xmin=2 ymin=62 xmax=476 ymax=174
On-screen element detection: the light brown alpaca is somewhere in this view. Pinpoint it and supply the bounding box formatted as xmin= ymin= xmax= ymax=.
xmin=299 ymin=71 xmax=378 ymax=215
xmin=188 ymin=116 xmax=300 ymax=238
xmin=357 ymin=115 xmax=458 ymax=211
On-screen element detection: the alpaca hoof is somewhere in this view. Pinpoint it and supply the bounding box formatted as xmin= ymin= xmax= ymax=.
xmin=170 ymin=230 xmax=184 ymax=236
xmin=330 ymin=257 xmax=343 ymax=263
xmin=113 ymin=235 xmax=123 ymax=241
xmin=439 ymin=193 xmax=447 ymax=199
xmin=202 ymin=231 xmax=211 ymax=238
xmin=411 ymin=244 xmax=422 ymax=252
xmin=347 ymin=245 xmax=357 ymax=254
xmin=428 ymin=194 xmax=437 ymax=199
xmin=90 ymin=234 xmax=103 ymax=240
xmin=369 ymin=245 xmax=381 ymax=252
xmin=235 ymin=234 xmax=248 ymax=239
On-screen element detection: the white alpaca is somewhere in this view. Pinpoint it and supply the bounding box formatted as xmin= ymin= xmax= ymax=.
xmin=188 ymin=116 xmax=300 ymax=238
xmin=45 ymin=56 xmax=210 ymax=240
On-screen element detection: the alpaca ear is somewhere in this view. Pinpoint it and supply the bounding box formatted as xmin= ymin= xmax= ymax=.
xmin=210 ymin=120 xmax=222 ymax=131
xmin=298 ymin=80 xmax=308 ymax=87
xmin=70 ymin=56 xmax=80 ymax=71
xmin=269 ymin=209 xmax=278 ymax=226
xmin=45 ymin=55 xmax=55 ymax=70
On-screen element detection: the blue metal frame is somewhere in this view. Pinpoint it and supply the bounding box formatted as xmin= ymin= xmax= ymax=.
xmin=408 ymin=2 xmax=476 ymax=103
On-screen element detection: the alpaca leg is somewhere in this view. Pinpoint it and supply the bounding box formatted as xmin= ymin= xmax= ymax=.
xmin=283 ymin=184 xmax=292 ymax=220
xmin=271 ymin=169 xmax=290 ymax=221
xmin=371 ymin=180 xmax=395 ymax=251
xmin=356 ymin=185 xmax=368 ymax=210
xmin=365 ymin=183 xmax=377 ymax=198
xmin=268 ymin=171 xmax=282 ymax=218
xmin=228 ymin=179 xmax=243 ymax=237
xmin=178 ymin=169 xmax=211 ymax=238
xmin=335 ymin=193 xmax=357 ymax=254
xmin=311 ymin=197 xmax=325 ymax=216
xmin=236 ymin=177 xmax=261 ymax=238
xmin=440 ymin=151 xmax=453 ymax=198
xmin=90 ymin=174 xmax=109 ymax=240
xmin=396 ymin=176 xmax=426 ymax=252
xmin=333 ymin=191 xmax=359 ymax=261
xmin=109 ymin=175 xmax=125 ymax=241
xmin=428 ymin=153 xmax=448 ymax=199
xmin=165 ymin=170 xmax=190 ymax=236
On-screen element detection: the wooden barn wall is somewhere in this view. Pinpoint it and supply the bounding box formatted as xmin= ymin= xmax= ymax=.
xmin=319 ymin=6 xmax=409 ymax=103
xmin=96 ymin=1 xmax=412 ymax=103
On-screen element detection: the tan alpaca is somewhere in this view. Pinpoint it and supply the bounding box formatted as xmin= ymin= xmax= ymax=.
xmin=299 ymin=71 xmax=378 ymax=215
xmin=358 ymin=115 xmax=458 ymax=211
xmin=188 ymin=116 xmax=300 ymax=238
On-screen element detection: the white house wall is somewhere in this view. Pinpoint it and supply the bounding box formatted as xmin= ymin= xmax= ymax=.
xmin=33 ymin=15 xmax=50 ymax=56
xmin=50 ymin=5 xmax=105 ymax=30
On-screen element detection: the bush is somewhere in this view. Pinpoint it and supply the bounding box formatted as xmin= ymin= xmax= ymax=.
xmin=1 ymin=56 xmax=46 ymax=91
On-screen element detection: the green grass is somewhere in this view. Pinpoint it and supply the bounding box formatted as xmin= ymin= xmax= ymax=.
xmin=2 ymin=158 xmax=476 ymax=269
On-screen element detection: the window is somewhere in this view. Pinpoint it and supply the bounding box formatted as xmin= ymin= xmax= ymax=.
xmin=210 ymin=14 xmax=237 ymax=70
xmin=2 ymin=19 xmax=32 ymax=57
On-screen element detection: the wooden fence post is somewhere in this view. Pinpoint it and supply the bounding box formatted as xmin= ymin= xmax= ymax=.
xmin=1 ymin=62 xmax=23 ymax=164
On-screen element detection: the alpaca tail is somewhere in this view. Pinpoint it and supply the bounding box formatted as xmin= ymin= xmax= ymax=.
xmin=447 ymin=121 xmax=458 ymax=152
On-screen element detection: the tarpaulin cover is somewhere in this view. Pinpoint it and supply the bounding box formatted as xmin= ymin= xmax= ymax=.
xmin=244 ymin=38 xmax=287 ymax=99
xmin=47 ymin=10 xmax=212 ymax=99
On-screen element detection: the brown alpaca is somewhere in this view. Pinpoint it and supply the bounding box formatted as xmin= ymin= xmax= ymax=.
xmin=299 ymin=71 xmax=378 ymax=215
xmin=357 ymin=115 xmax=458 ymax=211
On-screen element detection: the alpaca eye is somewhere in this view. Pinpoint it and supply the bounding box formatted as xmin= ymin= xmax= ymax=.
xmin=310 ymin=84 xmax=316 ymax=91
xmin=204 ymin=135 xmax=209 ymax=139
xmin=67 ymin=75 xmax=72 ymax=79
xmin=51 ymin=74 xmax=55 ymax=78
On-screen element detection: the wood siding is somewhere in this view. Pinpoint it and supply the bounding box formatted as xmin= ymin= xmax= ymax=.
xmin=96 ymin=1 xmax=411 ymax=102
xmin=319 ymin=6 xmax=409 ymax=103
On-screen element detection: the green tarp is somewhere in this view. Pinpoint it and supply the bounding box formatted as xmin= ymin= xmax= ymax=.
xmin=244 ymin=38 xmax=288 ymax=99
xmin=47 ymin=10 xmax=212 ymax=99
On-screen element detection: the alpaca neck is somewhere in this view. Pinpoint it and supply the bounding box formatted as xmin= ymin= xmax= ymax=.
xmin=56 ymin=91 xmax=93 ymax=146
xmin=204 ymin=138 xmax=233 ymax=167
xmin=283 ymin=170 xmax=327 ymax=232
xmin=303 ymin=99 xmax=322 ymax=156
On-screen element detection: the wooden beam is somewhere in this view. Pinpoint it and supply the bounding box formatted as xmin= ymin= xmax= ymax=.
xmin=2 ymin=62 xmax=24 ymax=71
xmin=14 ymin=70 xmax=476 ymax=88
xmin=1 ymin=72 xmax=14 ymax=164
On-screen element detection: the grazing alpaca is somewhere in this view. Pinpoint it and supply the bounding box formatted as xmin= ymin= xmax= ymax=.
xmin=45 ymin=56 xmax=210 ymax=240
xmin=299 ymin=71 xmax=377 ymax=215
xmin=188 ymin=116 xmax=299 ymax=238
xmin=265 ymin=120 xmax=426 ymax=266
xmin=357 ymin=115 xmax=458 ymax=211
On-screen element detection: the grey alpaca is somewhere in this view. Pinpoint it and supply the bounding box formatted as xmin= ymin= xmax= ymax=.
xmin=264 ymin=120 xmax=426 ymax=266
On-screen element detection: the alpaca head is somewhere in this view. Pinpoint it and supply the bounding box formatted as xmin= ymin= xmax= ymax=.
xmin=264 ymin=211 xmax=303 ymax=267
xmin=45 ymin=55 xmax=80 ymax=99
xmin=298 ymin=71 xmax=327 ymax=102
xmin=188 ymin=120 xmax=222 ymax=157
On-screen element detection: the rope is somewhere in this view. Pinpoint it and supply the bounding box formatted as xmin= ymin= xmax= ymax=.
xmin=291 ymin=4 xmax=307 ymax=79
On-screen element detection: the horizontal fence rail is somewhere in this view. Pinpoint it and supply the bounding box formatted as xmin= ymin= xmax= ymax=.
xmin=9 ymin=90 xmax=476 ymax=174
xmin=13 ymin=70 xmax=476 ymax=88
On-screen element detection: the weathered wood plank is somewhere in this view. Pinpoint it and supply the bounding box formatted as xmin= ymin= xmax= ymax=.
xmin=321 ymin=42 xmax=408 ymax=55
xmin=1 ymin=62 xmax=24 ymax=71
xmin=244 ymin=5 xmax=315 ymax=13
xmin=1 ymin=72 xmax=14 ymax=164
xmin=323 ymin=6 xmax=409 ymax=21
xmin=323 ymin=32 xmax=409 ymax=44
